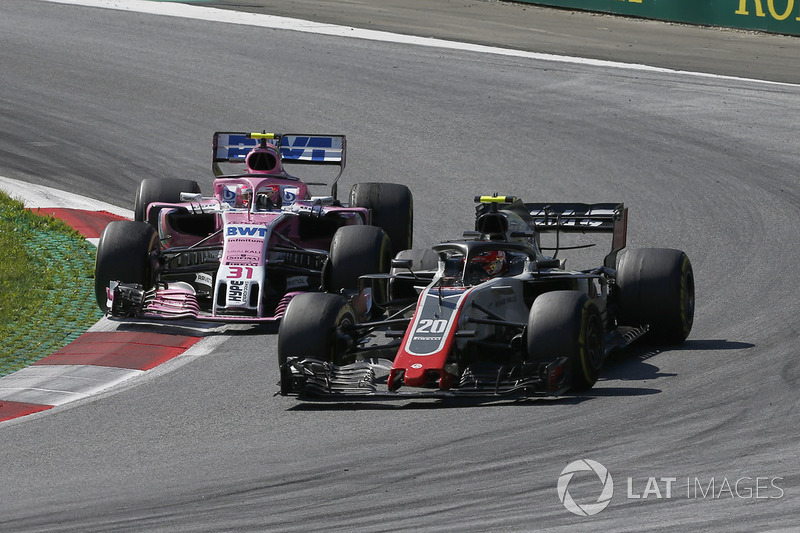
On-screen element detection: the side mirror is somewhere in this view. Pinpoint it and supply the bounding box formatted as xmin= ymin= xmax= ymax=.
xmin=180 ymin=192 xmax=203 ymax=202
xmin=535 ymin=258 xmax=562 ymax=269
xmin=391 ymin=258 xmax=413 ymax=270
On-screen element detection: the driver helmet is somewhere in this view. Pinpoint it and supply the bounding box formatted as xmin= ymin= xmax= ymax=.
xmin=256 ymin=184 xmax=282 ymax=210
xmin=470 ymin=250 xmax=507 ymax=279
xmin=235 ymin=185 xmax=252 ymax=208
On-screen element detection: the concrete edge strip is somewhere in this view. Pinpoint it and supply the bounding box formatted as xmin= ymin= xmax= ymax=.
xmin=0 ymin=176 xmax=132 ymax=217
xmin=0 ymin=175 xmax=211 ymax=422
xmin=0 ymin=365 xmax=145 ymax=406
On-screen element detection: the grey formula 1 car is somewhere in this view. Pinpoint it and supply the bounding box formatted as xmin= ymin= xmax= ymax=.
xmin=278 ymin=195 xmax=694 ymax=399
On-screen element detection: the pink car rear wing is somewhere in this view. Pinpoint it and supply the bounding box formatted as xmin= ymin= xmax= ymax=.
xmin=212 ymin=131 xmax=347 ymax=197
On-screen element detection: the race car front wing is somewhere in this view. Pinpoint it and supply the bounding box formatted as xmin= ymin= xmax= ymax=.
xmin=280 ymin=356 xmax=571 ymax=400
xmin=108 ymin=282 xmax=297 ymax=322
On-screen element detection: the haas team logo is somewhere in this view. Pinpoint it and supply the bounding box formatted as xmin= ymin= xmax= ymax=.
xmin=557 ymin=459 xmax=614 ymax=516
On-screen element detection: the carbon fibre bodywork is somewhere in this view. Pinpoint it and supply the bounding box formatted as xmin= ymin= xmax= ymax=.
xmin=279 ymin=196 xmax=692 ymax=400
xmin=99 ymin=132 xmax=409 ymax=322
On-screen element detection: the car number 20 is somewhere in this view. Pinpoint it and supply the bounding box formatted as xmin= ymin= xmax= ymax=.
xmin=416 ymin=318 xmax=448 ymax=334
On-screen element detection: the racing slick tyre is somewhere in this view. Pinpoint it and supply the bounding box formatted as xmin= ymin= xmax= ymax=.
xmin=326 ymin=225 xmax=391 ymax=294
xmin=391 ymin=247 xmax=439 ymax=271
xmin=134 ymin=177 xmax=201 ymax=225
xmin=94 ymin=220 xmax=160 ymax=312
xmin=350 ymin=182 xmax=413 ymax=254
xmin=277 ymin=293 xmax=356 ymax=395
xmin=527 ymin=291 xmax=605 ymax=392
xmin=615 ymin=248 xmax=695 ymax=344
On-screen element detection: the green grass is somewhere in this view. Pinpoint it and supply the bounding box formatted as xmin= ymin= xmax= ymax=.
xmin=0 ymin=190 xmax=103 ymax=377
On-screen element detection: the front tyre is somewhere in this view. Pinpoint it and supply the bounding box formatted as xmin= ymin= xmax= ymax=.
xmin=527 ymin=291 xmax=605 ymax=391
xmin=277 ymin=293 xmax=356 ymax=395
xmin=616 ymin=248 xmax=695 ymax=344
xmin=94 ymin=221 xmax=160 ymax=312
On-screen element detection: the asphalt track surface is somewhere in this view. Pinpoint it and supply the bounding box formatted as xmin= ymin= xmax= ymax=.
xmin=1 ymin=0 xmax=800 ymax=530
xmin=219 ymin=0 xmax=800 ymax=85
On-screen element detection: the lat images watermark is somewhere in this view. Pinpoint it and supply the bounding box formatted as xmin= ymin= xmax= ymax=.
xmin=557 ymin=459 xmax=614 ymax=516
xmin=626 ymin=476 xmax=785 ymax=500
xmin=557 ymin=460 xmax=785 ymax=517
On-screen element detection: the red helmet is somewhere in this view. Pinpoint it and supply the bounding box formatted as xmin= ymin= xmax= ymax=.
xmin=470 ymin=250 xmax=507 ymax=279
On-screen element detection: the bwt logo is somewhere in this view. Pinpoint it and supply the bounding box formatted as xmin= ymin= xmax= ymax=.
xmin=557 ymin=459 xmax=614 ymax=516
xmin=280 ymin=136 xmax=339 ymax=161
xmin=227 ymin=226 xmax=268 ymax=238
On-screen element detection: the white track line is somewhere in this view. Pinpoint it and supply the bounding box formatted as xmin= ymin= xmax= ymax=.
xmin=0 ymin=175 xmax=132 ymax=218
xmin=43 ymin=0 xmax=800 ymax=87
xmin=0 ymin=365 xmax=144 ymax=406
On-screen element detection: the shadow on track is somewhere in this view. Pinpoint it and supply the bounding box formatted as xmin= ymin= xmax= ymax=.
xmin=602 ymin=338 xmax=754 ymax=380
xmin=284 ymin=396 xmax=588 ymax=411
xmin=109 ymin=319 xmax=280 ymax=337
xmin=280 ymin=339 xmax=756 ymax=411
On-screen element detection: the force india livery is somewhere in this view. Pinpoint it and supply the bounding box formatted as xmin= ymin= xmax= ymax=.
xmin=278 ymin=195 xmax=695 ymax=399
xmin=94 ymin=131 xmax=412 ymax=322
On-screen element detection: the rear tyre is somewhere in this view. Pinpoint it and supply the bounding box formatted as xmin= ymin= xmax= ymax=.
xmin=94 ymin=221 xmax=160 ymax=312
xmin=391 ymin=247 xmax=439 ymax=271
xmin=350 ymin=182 xmax=413 ymax=254
xmin=615 ymin=248 xmax=695 ymax=344
xmin=527 ymin=291 xmax=605 ymax=391
xmin=134 ymin=178 xmax=201 ymax=225
xmin=326 ymin=225 xmax=391 ymax=293
xmin=277 ymin=293 xmax=355 ymax=394
xmin=389 ymin=247 xmax=439 ymax=301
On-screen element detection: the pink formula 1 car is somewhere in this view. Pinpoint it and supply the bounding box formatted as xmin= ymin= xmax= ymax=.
xmin=94 ymin=131 xmax=413 ymax=322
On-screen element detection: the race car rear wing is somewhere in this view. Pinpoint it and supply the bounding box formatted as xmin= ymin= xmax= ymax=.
xmin=212 ymin=131 xmax=347 ymax=196
xmin=526 ymin=202 xmax=628 ymax=268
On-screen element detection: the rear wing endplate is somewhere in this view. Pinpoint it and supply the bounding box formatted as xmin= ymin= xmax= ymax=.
xmin=526 ymin=202 xmax=628 ymax=267
xmin=212 ymin=132 xmax=347 ymax=196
